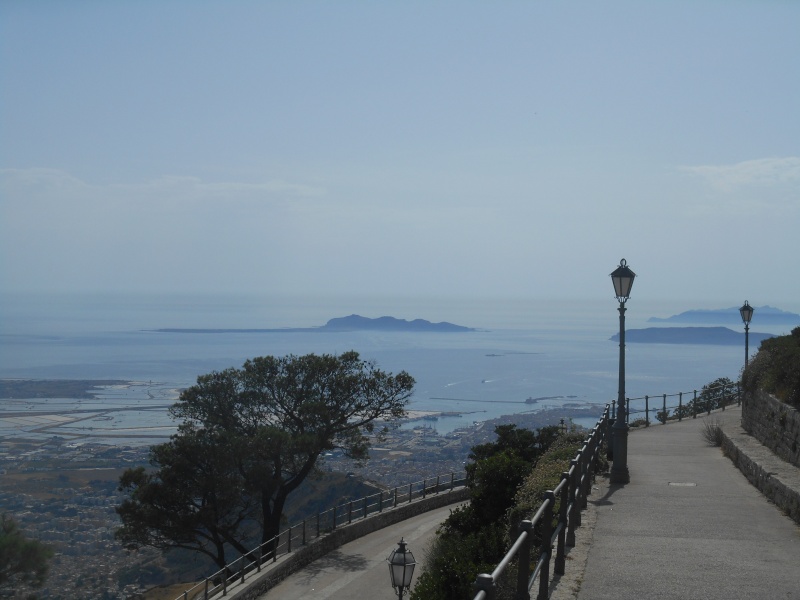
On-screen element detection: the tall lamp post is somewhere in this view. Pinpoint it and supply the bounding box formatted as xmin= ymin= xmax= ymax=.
xmin=387 ymin=538 xmax=416 ymax=599
xmin=610 ymin=258 xmax=636 ymax=484
xmin=739 ymin=300 xmax=754 ymax=371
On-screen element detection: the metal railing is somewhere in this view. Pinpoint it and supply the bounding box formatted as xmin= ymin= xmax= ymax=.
xmin=619 ymin=381 xmax=742 ymax=427
xmin=173 ymin=471 xmax=467 ymax=600
xmin=471 ymin=404 xmax=611 ymax=600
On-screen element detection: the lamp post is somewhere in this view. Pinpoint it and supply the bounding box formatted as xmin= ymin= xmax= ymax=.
xmin=387 ymin=538 xmax=416 ymax=599
xmin=739 ymin=300 xmax=754 ymax=371
xmin=610 ymin=258 xmax=636 ymax=484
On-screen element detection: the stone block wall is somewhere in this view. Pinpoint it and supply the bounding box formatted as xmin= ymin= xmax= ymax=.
xmin=721 ymin=433 xmax=800 ymax=525
xmin=741 ymin=389 xmax=800 ymax=467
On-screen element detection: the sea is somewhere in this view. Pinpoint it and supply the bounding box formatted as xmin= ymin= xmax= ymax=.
xmin=1 ymin=292 xmax=794 ymax=446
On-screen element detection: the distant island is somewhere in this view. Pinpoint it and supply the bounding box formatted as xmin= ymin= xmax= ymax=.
xmin=610 ymin=326 xmax=775 ymax=346
xmin=648 ymin=305 xmax=800 ymax=326
xmin=152 ymin=314 xmax=475 ymax=334
xmin=321 ymin=314 xmax=474 ymax=332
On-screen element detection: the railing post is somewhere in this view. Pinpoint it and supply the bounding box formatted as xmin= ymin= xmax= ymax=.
xmin=408 ymin=483 xmax=412 ymax=503
xmin=204 ymin=577 xmax=209 ymax=599
xmin=422 ymin=478 xmax=427 ymax=498
xmin=515 ymin=520 xmax=533 ymax=600
xmin=287 ymin=525 xmax=292 ymax=553
xmin=394 ymin=487 xmax=398 ymax=508
xmin=580 ymin=444 xmax=589 ymax=509
xmin=566 ymin=466 xmax=576 ymax=547
xmin=569 ymin=458 xmax=581 ymax=530
xmin=538 ymin=491 xmax=555 ymax=600
xmin=693 ymin=390 xmax=698 ymax=418
xmin=662 ymin=393 xmax=667 ymax=422
xmin=606 ymin=401 xmax=614 ymax=460
xmin=240 ymin=555 xmax=246 ymax=584
xmin=678 ymin=392 xmax=683 ymax=422
xmin=379 ymin=491 xmax=383 ymax=513
xmin=348 ymin=501 xmax=353 ymax=524
xmin=451 ymin=472 xmax=455 ymax=490
xmin=333 ymin=506 xmax=337 ymax=530
xmin=474 ymin=573 xmax=495 ymax=599
xmin=645 ymin=395 xmax=649 ymax=426
xmin=555 ymin=472 xmax=569 ymax=575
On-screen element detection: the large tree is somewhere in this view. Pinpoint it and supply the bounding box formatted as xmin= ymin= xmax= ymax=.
xmin=117 ymin=351 xmax=414 ymax=567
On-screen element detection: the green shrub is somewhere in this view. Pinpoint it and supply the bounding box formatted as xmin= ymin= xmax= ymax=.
xmin=508 ymin=434 xmax=586 ymax=539
xmin=743 ymin=327 xmax=800 ymax=408
xmin=410 ymin=426 xmax=579 ymax=600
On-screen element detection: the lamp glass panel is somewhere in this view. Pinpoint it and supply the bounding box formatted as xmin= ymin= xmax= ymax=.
xmin=740 ymin=304 xmax=754 ymax=324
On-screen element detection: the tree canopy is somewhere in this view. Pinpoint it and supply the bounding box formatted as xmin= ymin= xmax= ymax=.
xmin=0 ymin=513 xmax=53 ymax=591
xmin=117 ymin=351 xmax=414 ymax=568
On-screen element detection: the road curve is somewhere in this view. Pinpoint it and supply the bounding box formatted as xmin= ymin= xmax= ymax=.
xmin=258 ymin=502 xmax=462 ymax=599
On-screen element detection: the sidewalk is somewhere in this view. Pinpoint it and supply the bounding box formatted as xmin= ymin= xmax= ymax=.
xmin=574 ymin=407 xmax=800 ymax=600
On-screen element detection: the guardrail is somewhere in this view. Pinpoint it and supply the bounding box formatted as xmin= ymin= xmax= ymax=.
xmin=621 ymin=381 xmax=741 ymax=427
xmin=173 ymin=471 xmax=467 ymax=600
xmin=471 ymin=404 xmax=610 ymax=600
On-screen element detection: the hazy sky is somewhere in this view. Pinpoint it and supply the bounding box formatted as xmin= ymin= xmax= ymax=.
xmin=2 ymin=1 xmax=798 ymax=309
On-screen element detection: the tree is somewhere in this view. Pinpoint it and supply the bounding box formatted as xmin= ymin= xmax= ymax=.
xmin=116 ymin=427 xmax=258 ymax=569
xmin=0 ymin=513 xmax=53 ymax=590
xmin=117 ymin=351 xmax=414 ymax=567
xmin=696 ymin=377 xmax=736 ymax=413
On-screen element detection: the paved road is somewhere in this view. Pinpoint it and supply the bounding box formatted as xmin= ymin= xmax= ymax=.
xmin=576 ymin=407 xmax=800 ymax=600
xmin=258 ymin=502 xmax=462 ymax=599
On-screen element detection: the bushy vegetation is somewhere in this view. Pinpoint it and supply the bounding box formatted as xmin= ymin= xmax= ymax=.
xmin=742 ymin=327 xmax=800 ymax=408
xmin=0 ymin=513 xmax=53 ymax=593
xmin=410 ymin=425 xmax=587 ymax=600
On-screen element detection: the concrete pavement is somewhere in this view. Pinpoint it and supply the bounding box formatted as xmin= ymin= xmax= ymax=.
xmin=576 ymin=407 xmax=800 ymax=600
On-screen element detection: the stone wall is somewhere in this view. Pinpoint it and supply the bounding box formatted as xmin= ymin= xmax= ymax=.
xmin=227 ymin=486 xmax=470 ymax=600
xmin=741 ymin=389 xmax=800 ymax=467
xmin=720 ymin=433 xmax=800 ymax=525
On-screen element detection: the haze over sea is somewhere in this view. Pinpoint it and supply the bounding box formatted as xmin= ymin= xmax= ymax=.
xmin=2 ymin=293 xmax=794 ymax=444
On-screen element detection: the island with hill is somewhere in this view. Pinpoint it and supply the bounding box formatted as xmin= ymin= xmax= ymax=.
xmin=648 ymin=305 xmax=800 ymax=326
xmin=610 ymin=326 xmax=775 ymax=346
xmin=152 ymin=314 xmax=475 ymax=334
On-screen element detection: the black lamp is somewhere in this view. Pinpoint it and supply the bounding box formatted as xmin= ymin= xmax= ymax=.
xmin=610 ymin=258 xmax=635 ymax=484
xmin=387 ymin=538 xmax=416 ymax=599
xmin=739 ymin=301 xmax=754 ymax=370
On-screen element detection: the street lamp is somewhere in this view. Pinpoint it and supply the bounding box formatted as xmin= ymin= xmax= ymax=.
xmin=739 ymin=300 xmax=754 ymax=371
xmin=387 ymin=538 xmax=416 ymax=599
xmin=610 ymin=258 xmax=636 ymax=484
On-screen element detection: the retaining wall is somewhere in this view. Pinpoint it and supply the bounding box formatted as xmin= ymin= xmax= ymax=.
xmin=721 ymin=432 xmax=800 ymax=525
xmin=741 ymin=389 xmax=800 ymax=467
